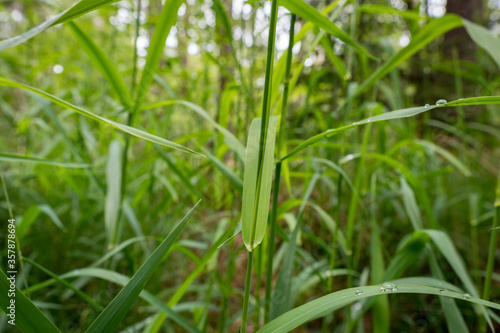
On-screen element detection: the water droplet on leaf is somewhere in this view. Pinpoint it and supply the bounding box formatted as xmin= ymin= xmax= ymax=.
xmin=435 ymin=99 xmax=447 ymax=106
xmin=463 ymin=293 xmax=471 ymax=299
xmin=355 ymin=289 xmax=363 ymax=296
xmin=424 ymin=104 xmax=430 ymax=108
xmin=380 ymin=282 xmax=397 ymax=292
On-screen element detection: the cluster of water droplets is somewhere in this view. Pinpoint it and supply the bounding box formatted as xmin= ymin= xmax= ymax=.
xmin=380 ymin=282 xmax=398 ymax=292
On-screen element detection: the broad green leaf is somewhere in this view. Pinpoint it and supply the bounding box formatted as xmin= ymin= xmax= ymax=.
xmin=0 ymin=78 xmax=203 ymax=156
xmin=352 ymin=15 xmax=464 ymax=100
xmin=0 ymin=269 xmax=61 ymax=333
xmin=142 ymin=100 xmax=245 ymax=159
xmin=0 ymin=152 xmax=89 ymax=168
xmin=105 ymin=140 xmax=122 ymax=246
xmin=258 ymin=284 xmax=500 ymax=333
xmin=279 ymin=0 xmax=374 ymax=59
xmin=85 ymin=201 xmax=200 ymax=333
xmin=242 ymin=117 xmax=278 ymax=251
xmin=463 ymin=19 xmax=500 ymax=71
xmin=282 ymin=96 xmax=500 ymax=161
xmin=0 ymin=0 xmax=120 ymax=52
xmin=67 ymin=22 xmax=133 ymax=109
xmin=134 ymin=0 xmax=184 ymax=108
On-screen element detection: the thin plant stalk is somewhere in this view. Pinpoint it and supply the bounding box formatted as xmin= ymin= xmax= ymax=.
xmin=241 ymin=0 xmax=280 ymax=330
xmin=263 ymin=13 xmax=296 ymax=324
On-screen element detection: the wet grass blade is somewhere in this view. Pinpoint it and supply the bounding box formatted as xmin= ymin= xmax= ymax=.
xmin=282 ymin=96 xmax=500 ymax=161
xmin=258 ymin=285 xmax=500 ymax=333
xmin=0 ymin=269 xmax=61 ymax=333
xmin=85 ymin=201 xmax=200 ymax=333
xmin=242 ymin=116 xmax=278 ymax=251
xmin=0 ymin=0 xmax=120 ymax=51
xmin=0 ymin=152 xmax=89 ymax=168
xmin=0 ymin=78 xmax=203 ymax=156
xmin=67 ymin=22 xmax=133 ymax=108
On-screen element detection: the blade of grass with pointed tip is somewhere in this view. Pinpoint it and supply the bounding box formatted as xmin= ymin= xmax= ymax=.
xmin=200 ymin=146 xmax=243 ymax=192
xmin=279 ymin=0 xmax=374 ymax=59
xmin=67 ymin=22 xmax=133 ymax=109
xmin=38 ymin=204 xmax=67 ymax=232
xmin=85 ymin=201 xmax=200 ymax=333
xmin=0 ymin=0 xmax=120 ymax=51
xmin=0 ymin=152 xmax=89 ymax=168
xmin=0 ymin=269 xmax=61 ymax=333
xmin=134 ymin=0 xmax=184 ymax=109
xmin=0 ymin=78 xmax=203 ymax=156
xmin=242 ymin=116 xmax=278 ymax=251
xmin=257 ymin=284 xmax=500 ymax=333
xmin=282 ymin=96 xmax=500 ymax=161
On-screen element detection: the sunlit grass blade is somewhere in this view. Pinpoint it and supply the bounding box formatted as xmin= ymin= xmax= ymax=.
xmin=282 ymin=96 xmax=500 ymax=161
xmin=85 ymin=201 xmax=200 ymax=333
xmin=0 ymin=269 xmax=61 ymax=333
xmin=0 ymin=152 xmax=89 ymax=168
xmin=0 ymin=78 xmax=204 ymax=156
xmin=67 ymin=22 xmax=133 ymax=108
xmin=105 ymin=140 xmax=122 ymax=246
xmin=0 ymin=0 xmax=120 ymax=51
xmin=242 ymin=116 xmax=278 ymax=251
xmin=279 ymin=0 xmax=374 ymax=59
xmin=258 ymin=284 xmax=500 ymax=333
xmin=134 ymin=0 xmax=184 ymax=108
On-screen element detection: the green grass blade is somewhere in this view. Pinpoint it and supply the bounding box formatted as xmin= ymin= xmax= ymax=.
xmin=242 ymin=116 xmax=278 ymax=251
xmin=0 ymin=0 xmax=120 ymax=51
xmin=258 ymin=284 xmax=500 ymax=333
xmin=0 ymin=269 xmax=61 ymax=333
xmin=414 ymin=140 xmax=471 ymax=177
xmin=279 ymin=0 xmax=374 ymax=59
xmin=282 ymin=96 xmax=500 ymax=161
xmin=85 ymin=201 xmax=200 ymax=333
xmin=67 ymin=22 xmax=133 ymax=109
xmin=357 ymin=4 xmax=423 ymax=21
xmin=0 ymin=78 xmax=203 ymax=156
xmin=400 ymin=176 xmax=423 ymax=230
xmin=200 ymin=146 xmax=243 ymax=192
xmin=0 ymin=152 xmax=89 ymax=168
xmin=463 ymin=19 xmax=500 ymax=71
xmin=134 ymin=0 xmax=184 ymax=108
xmin=38 ymin=204 xmax=67 ymax=232
xmin=105 ymin=140 xmax=122 ymax=246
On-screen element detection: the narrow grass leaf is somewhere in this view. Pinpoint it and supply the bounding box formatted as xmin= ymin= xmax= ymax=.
xmin=415 ymin=139 xmax=471 ymax=177
xmin=0 ymin=269 xmax=61 ymax=333
xmin=279 ymin=0 xmax=374 ymax=59
xmin=200 ymin=147 xmax=243 ymax=192
xmin=463 ymin=19 xmax=500 ymax=71
xmin=85 ymin=201 xmax=200 ymax=333
xmin=105 ymin=140 xmax=122 ymax=246
xmin=242 ymin=116 xmax=278 ymax=251
xmin=258 ymin=285 xmax=500 ymax=333
xmin=400 ymin=177 xmax=423 ymax=230
xmin=0 ymin=152 xmax=89 ymax=168
xmin=0 ymin=0 xmax=120 ymax=51
xmin=38 ymin=204 xmax=67 ymax=232
xmin=0 ymin=78 xmax=203 ymax=156
xmin=67 ymin=22 xmax=133 ymax=108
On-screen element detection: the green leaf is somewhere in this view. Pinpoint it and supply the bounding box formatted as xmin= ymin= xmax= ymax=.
xmin=85 ymin=201 xmax=200 ymax=333
xmin=0 ymin=152 xmax=89 ymax=168
xmin=67 ymin=22 xmax=133 ymax=109
xmin=0 ymin=0 xmax=120 ymax=52
xmin=105 ymin=140 xmax=122 ymax=246
xmin=463 ymin=19 xmax=500 ymax=71
xmin=0 ymin=78 xmax=204 ymax=157
xmin=258 ymin=284 xmax=500 ymax=333
xmin=282 ymin=96 xmax=500 ymax=161
xmin=38 ymin=204 xmax=67 ymax=232
xmin=134 ymin=0 xmax=184 ymax=108
xmin=357 ymin=4 xmax=423 ymax=21
xmin=0 ymin=269 xmax=61 ymax=333
xmin=279 ymin=0 xmax=374 ymax=59
xmin=242 ymin=117 xmax=278 ymax=251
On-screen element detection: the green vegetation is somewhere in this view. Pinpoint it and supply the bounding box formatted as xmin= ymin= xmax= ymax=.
xmin=1 ymin=0 xmax=500 ymax=331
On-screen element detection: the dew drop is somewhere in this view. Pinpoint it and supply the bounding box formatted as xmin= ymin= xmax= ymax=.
xmin=366 ymin=118 xmax=372 ymax=122
xmin=424 ymin=104 xmax=430 ymax=108
xmin=352 ymin=122 xmax=359 ymax=125
xmin=435 ymin=99 xmax=447 ymax=106
xmin=463 ymin=293 xmax=471 ymax=299
xmin=355 ymin=289 xmax=363 ymax=296
xmin=380 ymin=282 xmax=397 ymax=292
